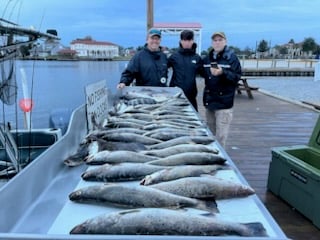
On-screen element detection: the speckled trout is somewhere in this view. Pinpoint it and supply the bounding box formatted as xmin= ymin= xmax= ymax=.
xmin=82 ymin=163 xmax=167 ymax=182
xmin=70 ymin=208 xmax=267 ymax=237
xmin=140 ymin=143 xmax=219 ymax=158
xmin=85 ymin=150 xmax=158 ymax=165
xmin=149 ymin=176 xmax=255 ymax=200
xmin=69 ymin=183 xmax=218 ymax=213
xmin=147 ymin=152 xmax=226 ymax=166
xmin=140 ymin=165 xmax=227 ymax=185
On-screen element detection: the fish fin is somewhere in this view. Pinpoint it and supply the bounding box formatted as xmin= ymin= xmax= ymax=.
xmin=243 ymin=222 xmax=268 ymax=237
xmin=198 ymin=199 xmax=219 ymax=213
xmin=139 ymin=178 xmax=146 ymax=185
xmin=118 ymin=209 xmax=141 ymax=215
xmin=199 ymin=212 xmax=216 ymax=217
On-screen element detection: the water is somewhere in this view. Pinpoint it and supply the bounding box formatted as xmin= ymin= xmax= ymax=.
xmin=2 ymin=60 xmax=128 ymax=128
xmin=2 ymin=61 xmax=319 ymax=129
xmin=249 ymin=77 xmax=320 ymax=103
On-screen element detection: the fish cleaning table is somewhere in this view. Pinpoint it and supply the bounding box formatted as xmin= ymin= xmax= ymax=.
xmin=0 ymin=87 xmax=288 ymax=239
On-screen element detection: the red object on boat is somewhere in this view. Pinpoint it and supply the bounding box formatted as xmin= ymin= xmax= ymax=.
xmin=19 ymin=98 xmax=34 ymax=112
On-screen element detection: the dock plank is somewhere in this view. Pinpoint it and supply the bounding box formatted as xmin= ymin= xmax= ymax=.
xmin=197 ymin=78 xmax=320 ymax=240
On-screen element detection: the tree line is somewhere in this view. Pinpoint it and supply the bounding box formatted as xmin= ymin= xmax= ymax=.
xmin=226 ymin=37 xmax=320 ymax=59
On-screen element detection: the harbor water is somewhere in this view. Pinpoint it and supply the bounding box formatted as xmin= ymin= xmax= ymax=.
xmin=2 ymin=60 xmax=319 ymax=129
xmin=3 ymin=60 xmax=128 ymax=129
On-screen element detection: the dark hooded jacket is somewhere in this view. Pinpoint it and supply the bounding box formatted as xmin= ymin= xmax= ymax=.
xmin=120 ymin=44 xmax=168 ymax=87
xmin=168 ymin=43 xmax=204 ymax=110
xmin=202 ymin=46 xmax=242 ymax=110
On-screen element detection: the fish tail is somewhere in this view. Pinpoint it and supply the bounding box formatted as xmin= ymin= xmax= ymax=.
xmin=197 ymin=199 xmax=219 ymax=213
xmin=243 ymin=222 xmax=268 ymax=237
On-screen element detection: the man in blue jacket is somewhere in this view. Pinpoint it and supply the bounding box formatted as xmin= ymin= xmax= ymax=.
xmin=117 ymin=29 xmax=168 ymax=88
xmin=168 ymin=30 xmax=204 ymax=111
xmin=202 ymin=31 xmax=242 ymax=148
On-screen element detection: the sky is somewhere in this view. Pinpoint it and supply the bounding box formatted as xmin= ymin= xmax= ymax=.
xmin=1 ymin=0 xmax=320 ymax=52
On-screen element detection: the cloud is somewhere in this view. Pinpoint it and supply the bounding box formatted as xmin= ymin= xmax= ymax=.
xmin=2 ymin=0 xmax=320 ymax=50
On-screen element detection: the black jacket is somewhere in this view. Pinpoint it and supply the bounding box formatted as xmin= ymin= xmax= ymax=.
xmin=202 ymin=46 xmax=242 ymax=110
xmin=120 ymin=45 xmax=168 ymax=87
xmin=168 ymin=43 xmax=204 ymax=109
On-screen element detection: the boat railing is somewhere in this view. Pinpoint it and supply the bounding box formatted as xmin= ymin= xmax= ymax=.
xmin=0 ymin=123 xmax=18 ymax=171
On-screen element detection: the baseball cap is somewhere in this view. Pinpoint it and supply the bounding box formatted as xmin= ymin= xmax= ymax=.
xmin=180 ymin=30 xmax=194 ymax=40
xmin=211 ymin=31 xmax=226 ymax=39
xmin=148 ymin=29 xmax=161 ymax=38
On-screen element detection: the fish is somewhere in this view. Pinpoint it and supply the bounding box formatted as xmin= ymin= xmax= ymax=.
xmin=98 ymin=141 xmax=147 ymax=152
xmin=85 ymin=150 xmax=158 ymax=165
xmin=149 ymin=176 xmax=255 ymax=200
xmin=102 ymin=132 xmax=162 ymax=145
xmin=68 ymin=183 xmax=218 ymax=213
xmin=63 ymin=140 xmax=99 ymax=167
xmin=147 ymin=119 xmax=201 ymax=129
xmin=147 ymin=136 xmax=215 ymax=150
xmin=87 ymin=127 xmax=147 ymax=137
xmin=70 ymin=208 xmax=268 ymax=237
xmin=150 ymin=109 xmax=194 ymax=116
xmin=147 ymin=152 xmax=226 ymax=166
xmin=82 ymin=163 xmax=167 ymax=182
xmin=142 ymin=122 xmax=195 ymax=131
xmin=154 ymin=114 xmax=200 ymax=122
xmin=126 ymin=97 xmax=157 ymax=106
xmin=140 ymin=143 xmax=219 ymax=158
xmin=117 ymin=112 xmax=154 ymax=122
xmin=140 ymin=165 xmax=226 ymax=185
xmin=103 ymin=120 xmax=143 ymax=129
xmin=84 ymin=137 xmax=147 ymax=152
xmin=106 ymin=116 xmax=148 ymax=127
xmin=142 ymin=127 xmax=208 ymax=141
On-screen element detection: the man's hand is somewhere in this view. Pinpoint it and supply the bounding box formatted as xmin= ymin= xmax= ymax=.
xmin=210 ymin=66 xmax=223 ymax=76
xmin=117 ymin=83 xmax=126 ymax=89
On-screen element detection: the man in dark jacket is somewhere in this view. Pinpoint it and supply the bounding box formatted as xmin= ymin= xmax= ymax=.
xmin=117 ymin=29 xmax=168 ymax=88
xmin=202 ymin=31 xmax=242 ymax=148
xmin=168 ymin=30 xmax=203 ymax=111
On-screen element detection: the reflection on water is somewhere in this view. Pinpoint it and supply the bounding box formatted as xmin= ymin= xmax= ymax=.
xmin=2 ymin=60 xmax=128 ymax=128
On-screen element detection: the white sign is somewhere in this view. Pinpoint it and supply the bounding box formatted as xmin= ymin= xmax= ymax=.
xmin=85 ymin=80 xmax=108 ymax=132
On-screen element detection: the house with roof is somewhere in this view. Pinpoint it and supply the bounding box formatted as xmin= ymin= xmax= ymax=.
xmin=70 ymin=36 xmax=119 ymax=60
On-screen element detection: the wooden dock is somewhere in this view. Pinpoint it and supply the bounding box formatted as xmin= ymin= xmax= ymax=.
xmin=196 ymin=79 xmax=320 ymax=240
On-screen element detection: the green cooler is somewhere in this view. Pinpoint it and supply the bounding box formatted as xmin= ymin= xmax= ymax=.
xmin=267 ymin=114 xmax=320 ymax=228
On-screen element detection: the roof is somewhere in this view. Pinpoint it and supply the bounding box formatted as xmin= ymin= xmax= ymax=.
xmin=153 ymin=22 xmax=202 ymax=29
xmin=58 ymin=49 xmax=77 ymax=54
xmin=70 ymin=39 xmax=118 ymax=46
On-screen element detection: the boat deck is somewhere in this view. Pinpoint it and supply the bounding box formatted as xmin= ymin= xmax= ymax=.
xmin=197 ymin=79 xmax=320 ymax=240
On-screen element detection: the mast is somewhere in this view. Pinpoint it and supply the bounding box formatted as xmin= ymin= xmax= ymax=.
xmin=147 ymin=0 xmax=154 ymax=32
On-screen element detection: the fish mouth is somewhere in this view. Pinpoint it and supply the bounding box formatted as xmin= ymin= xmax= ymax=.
xmin=81 ymin=172 xmax=94 ymax=181
xmin=69 ymin=191 xmax=82 ymax=201
xmin=70 ymin=224 xmax=86 ymax=234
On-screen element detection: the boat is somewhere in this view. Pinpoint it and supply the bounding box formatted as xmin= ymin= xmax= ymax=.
xmin=0 ymin=83 xmax=289 ymax=239
xmin=0 ymin=18 xmax=62 ymax=182
xmin=0 ymin=13 xmax=287 ymax=240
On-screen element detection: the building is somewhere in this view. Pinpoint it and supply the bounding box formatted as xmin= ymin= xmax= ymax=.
xmin=29 ymin=39 xmax=64 ymax=58
xmin=70 ymin=36 xmax=119 ymax=59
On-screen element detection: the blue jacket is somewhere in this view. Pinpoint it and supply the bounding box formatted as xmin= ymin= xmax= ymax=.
xmin=120 ymin=45 xmax=168 ymax=87
xmin=202 ymin=46 xmax=242 ymax=110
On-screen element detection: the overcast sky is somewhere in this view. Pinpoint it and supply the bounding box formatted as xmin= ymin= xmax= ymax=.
xmin=2 ymin=0 xmax=320 ymax=51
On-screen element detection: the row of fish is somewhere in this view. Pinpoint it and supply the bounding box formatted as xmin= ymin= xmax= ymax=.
xmin=65 ymin=88 xmax=267 ymax=237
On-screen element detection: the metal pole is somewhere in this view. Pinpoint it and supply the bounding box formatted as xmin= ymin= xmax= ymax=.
xmin=147 ymin=0 xmax=154 ymax=32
